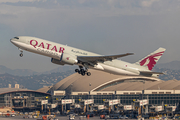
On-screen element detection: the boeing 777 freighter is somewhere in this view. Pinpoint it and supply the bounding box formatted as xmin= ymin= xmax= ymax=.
xmin=10 ymin=36 xmax=165 ymax=77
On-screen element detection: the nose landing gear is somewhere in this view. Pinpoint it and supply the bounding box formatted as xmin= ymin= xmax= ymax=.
xmin=19 ymin=48 xmax=23 ymax=57
xmin=75 ymin=66 xmax=91 ymax=76
xmin=20 ymin=53 xmax=23 ymax=57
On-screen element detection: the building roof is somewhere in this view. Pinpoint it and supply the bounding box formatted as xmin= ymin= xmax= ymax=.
xmin=52 ymin=69 xmax=162 ymax=93
xmin=36 ymin=86 xmax=52 ymax=93
xmin=0 ymin=88 xmax=50 ymax=95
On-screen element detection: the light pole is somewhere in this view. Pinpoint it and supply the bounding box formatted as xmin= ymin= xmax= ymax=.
xmin=115 ymin=82 xmax=117 ymax=95
xmin=51 ymin=84 xmax=54 ymax=104
xmin=89 ymin=83 xmax=91 ymax=99
xmin=142 ymin=80 xmax=145 ymax=116
xmin=71 ymin=84 xmax=73 ymax=96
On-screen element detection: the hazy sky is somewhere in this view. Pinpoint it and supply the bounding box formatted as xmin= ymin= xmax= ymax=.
xmin=1 ymin=0 xmax=180 ymax=72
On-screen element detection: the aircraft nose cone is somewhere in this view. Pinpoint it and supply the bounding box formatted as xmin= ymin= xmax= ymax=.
xmin=10 ymin=38 xmax=15 ymax=43
xmin=10 ymin=37 xmax=19 ymax=43
xmin=10 ymin=38 xmax=13 ymax=43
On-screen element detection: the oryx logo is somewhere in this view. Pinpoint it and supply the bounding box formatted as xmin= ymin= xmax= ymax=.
xmin=140 ymin=51 xmax=164 ymax=70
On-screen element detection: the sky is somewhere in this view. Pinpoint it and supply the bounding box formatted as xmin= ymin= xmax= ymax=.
xmin=1 ymin=0 xmax=180 ymax=72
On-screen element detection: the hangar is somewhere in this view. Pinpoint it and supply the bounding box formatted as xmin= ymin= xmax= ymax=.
xmin=37 ymin=69 xmax=180 ymax=106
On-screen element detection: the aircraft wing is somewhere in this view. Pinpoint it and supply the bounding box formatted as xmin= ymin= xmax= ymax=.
xmin=77 ymin=53 xmax=134 ymax=64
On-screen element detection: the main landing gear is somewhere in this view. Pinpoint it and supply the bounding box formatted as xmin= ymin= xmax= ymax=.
xmin=75 ymin=66 xmax=91 ymax=76
xmin=19 ymin=48 xmax=23 ymax=57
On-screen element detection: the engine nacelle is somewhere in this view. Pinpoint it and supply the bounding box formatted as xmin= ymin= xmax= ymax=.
xmin=51 ymin=53 xmax=78 ymax=65
xmin=51 ymin=58 xmax=65 ymax=65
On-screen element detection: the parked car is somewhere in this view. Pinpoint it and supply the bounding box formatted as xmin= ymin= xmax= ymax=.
xmin=69 ymin=114 xmax=75 ymax=120
xmin=33 ymin=115 xmax=38 ymax=118
xmin=100 ymin=115 xmax=105 ymax=119
xmin=11 ymin=114 xmax=15 ymax=117
xmin=122 ymin=115 xmax=128 ymax=119
xmin=105 ymin=115 xmax=110 ymax=119
xmin=86 ymin=112 xmax=94 ymax=117
xmin=23 ymin=116 xmax=29 ymax=119
xmin=27 ymin=115 xmax=32 ymax=118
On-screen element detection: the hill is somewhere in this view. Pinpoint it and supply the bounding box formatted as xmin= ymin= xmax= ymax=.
xmin=0 ymin=65 xmax=76 ymax=76
xmin=0 ymin=61 xmax=180 ymax=90
xmin=0 ymin=65 xmax=37 ymax=76
xmin=0 ymin=70 xmax=74 ymax=90
xmin=156 ymin=61 xmax=180 ymax=70
xmin=0 ymin=67 xmax=178 ymax=90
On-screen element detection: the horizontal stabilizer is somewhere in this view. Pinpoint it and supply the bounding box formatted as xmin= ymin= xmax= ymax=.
xmin=140 ymin=71 xmax=164 ymax=75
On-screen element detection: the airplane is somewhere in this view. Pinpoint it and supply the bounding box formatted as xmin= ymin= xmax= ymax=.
xmin=10 ymin=36 xmax=166 ymax=77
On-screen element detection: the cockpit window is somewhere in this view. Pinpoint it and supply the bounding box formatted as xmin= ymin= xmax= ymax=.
xmin=14 ymin=37 xmax=19 ymax=39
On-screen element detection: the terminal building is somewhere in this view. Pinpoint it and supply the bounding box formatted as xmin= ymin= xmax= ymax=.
xmin=37 ymin=69 xmax=180 ymax=106
xmin=1 ymin=69 xmax=180 ymax=113
xmin=0 ymin=85 xmax=51 ymax=111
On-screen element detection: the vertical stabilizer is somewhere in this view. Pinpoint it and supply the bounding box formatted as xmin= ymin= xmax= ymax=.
xmin=134 ymin=47 xmax=166 ymax=70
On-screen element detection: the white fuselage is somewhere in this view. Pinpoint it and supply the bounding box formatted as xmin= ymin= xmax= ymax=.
xmin=10 ymin=36 xmax=152 ymax=76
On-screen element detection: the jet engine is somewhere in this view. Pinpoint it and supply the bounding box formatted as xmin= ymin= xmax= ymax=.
xmin=51 ymin=53 xmax=78 ymax=65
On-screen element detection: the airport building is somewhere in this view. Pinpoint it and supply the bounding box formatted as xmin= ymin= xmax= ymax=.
xmin=1 ymin=69 xmax=180 ymax=113
xmin=37 ymin=69 xmax=180 ymax=107
xmin=0 ymin=86 xmax=51 ymax=111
